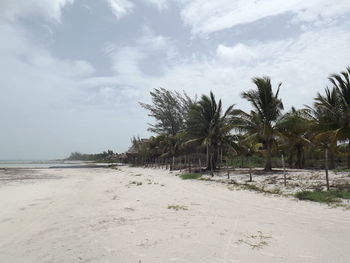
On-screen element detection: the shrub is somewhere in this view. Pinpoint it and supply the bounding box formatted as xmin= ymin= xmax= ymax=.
xmin=167 ymin=205 xmax=188 ymax=211
xmin=295 ymin=190 xmax=350 ymax=203
xmin=180 ymin=173 xmax=202 ymax=180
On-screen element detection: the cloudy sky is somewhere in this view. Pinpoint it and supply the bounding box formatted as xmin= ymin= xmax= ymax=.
xmin=1 ymin=0 xmax=350 ymax=160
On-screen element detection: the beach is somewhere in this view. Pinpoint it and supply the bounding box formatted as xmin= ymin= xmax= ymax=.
xmin=0 ymin=166 xmax=350 ymax=263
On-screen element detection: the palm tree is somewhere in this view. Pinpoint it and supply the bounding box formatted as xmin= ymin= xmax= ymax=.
xmin=186 ymin=92 xmax=234 ymax=174
xmin=311 ymin=67 xmax=350 ymax=168
xmin=278 ymin=107 xmax=312 ymax=169
xmin=238 ymin=76 xmax=284 ymax=171
xmin=327 ymin=67 xmax=350 ymax=168
xmin=305 ymin=88 xmax=339 ymax=169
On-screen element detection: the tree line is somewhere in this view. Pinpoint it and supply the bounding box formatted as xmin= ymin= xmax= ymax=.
xmin=66 ymin=150 xmax=116 ymax=162
xmin=129 ymin=66 xmax=350 ymax=173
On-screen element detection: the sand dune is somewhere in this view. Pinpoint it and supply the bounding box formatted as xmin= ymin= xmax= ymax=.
xmin=0 ymin=166 xmax=349 ymax=263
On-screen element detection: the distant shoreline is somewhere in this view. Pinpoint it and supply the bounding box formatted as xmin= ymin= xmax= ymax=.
xmin=0 ymin=160 xmax=116 ymax=169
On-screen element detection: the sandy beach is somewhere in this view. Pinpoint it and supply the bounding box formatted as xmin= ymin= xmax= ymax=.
xmin=0 ymin=166 xmax=350 ymax=263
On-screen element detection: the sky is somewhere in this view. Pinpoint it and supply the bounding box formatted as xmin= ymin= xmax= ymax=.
xmin=1 ymin=0 xmax=350 ymax=160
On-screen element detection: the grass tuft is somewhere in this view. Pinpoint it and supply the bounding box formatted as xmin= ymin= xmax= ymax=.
xmin=236 ymin=184 xmax=282 ymax=195
xmin=295 ymin=190 xmax=350 ymax=203
xmin=129 ymin=181 xmax=143 ymax=186
xmin=167 ymin=205 xmax=188 ymax=211
xmin=180 ymin=173 xmax=202 ymax=180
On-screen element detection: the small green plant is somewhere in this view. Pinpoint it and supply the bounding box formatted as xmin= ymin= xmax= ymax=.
xmin=180 ymin=173 xmax=202 ymax=180
xmin=167 ymin=205 xmax=188 ymax=211
xmin=129 ymin=181 xmax=143 ymax=186
xmin=236 ymin=231 xmax=271 ymax=250
xmin=236 ymin=184 xmax=282 ymax=195
xmin=199 ymin=177 xmax=214 ymax=181
xmin=295 ymin=190 xmax=350 ymax=203
xmin=241 ymin=184 xmax=263 ymax=192
xmin=268 ymin=187 xmax=282 ymax=195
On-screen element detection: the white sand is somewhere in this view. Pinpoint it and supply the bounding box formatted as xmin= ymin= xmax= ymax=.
xmin=0 ymin=166 xmax=350 ymax=263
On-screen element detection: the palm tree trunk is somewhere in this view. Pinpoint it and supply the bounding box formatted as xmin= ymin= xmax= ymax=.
xmin=210 ymin=154 xmax=214 ymax=176
xmin=296 ymin=145 xmax=302 ymax=169
xmin=288 ymin=151 xmax=294 ymax=168
xmin=264 ymin=141 xmax=272 ymax=171
xmin=329 ymin=150 xmax=335 ymax=170
xmin=348 ymin=139 xmax=350 ymax=169
xmin=248 ymin=156 xmax=252 ymax=182
xmin=325 ymin=149 xmax=330 ymax=191
xmin=301 ymin=150 xmax=305 ymax=169
xmin=206 ymin=144 xmax=209 ymax=170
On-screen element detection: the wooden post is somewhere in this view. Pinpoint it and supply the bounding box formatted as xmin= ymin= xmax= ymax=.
xmin=325 ymin=149 xmax=330 ymax=191
xmin=199 ymin=158 xmax=201 ymax=172
xmin=282 ymin=154 xmax=286 ymax=186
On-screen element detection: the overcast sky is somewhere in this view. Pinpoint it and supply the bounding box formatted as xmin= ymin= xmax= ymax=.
xmin=1 ymin=0 xmax=350 ymax=160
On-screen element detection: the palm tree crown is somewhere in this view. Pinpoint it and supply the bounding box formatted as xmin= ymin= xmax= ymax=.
xmin=187 ymin=92 xmax=234 ymax=172
xmin=238 ymin=76 xmax=284 ymax=171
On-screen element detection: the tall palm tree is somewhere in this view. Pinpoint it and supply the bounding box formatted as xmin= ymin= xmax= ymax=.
xmin=312 ymin=67 xmax=350 ymax=168
xmin=278 ymin=107 xmax=312 ymax=169
xmin=305 ymin=88 xmax=339 ymax=168
xmin=237 ymin=76 xmax=284 ymax=171
xmin=328 ymin=67 xmax=350 ymax=168
xmin=187 ymin=92 xmax=234 ymax=173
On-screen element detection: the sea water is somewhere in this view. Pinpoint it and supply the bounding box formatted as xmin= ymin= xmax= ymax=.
xmin=0 ymin=160 xmax=89 ymax=169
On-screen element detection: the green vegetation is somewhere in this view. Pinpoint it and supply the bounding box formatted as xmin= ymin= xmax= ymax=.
xmin=167 ymin=205 xmax=188 ymax=211
xmin=179 ymin=173 xmax=202 ymax=180
xmin=295 ymin=190 xmax=350 ymax=203
xmin=66 ymin=150 xmax=117 ymax=162
xmin=187 ymin=92 xmax=235 ymax=172
xmin=235 ymin=77 xmax=284 ymax=171
xmin=129 ymin=181 xmax=143 ymax=186
xmin=237 ymin=231 xmax=271 ymax=250
xmin=124 ymin=66 xmax=350 ymax=196
xmin=236 ymin=184 xmax=282 ymax=195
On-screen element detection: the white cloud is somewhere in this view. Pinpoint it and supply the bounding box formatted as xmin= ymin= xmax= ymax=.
xmin=180 ymin=0 xmax=350 ymax=34
xmin=112 ymin=47 xmax=145 ymax=76
xmin=107 ymin=0 xmax=135 ymax=19
xmin=174 ymin=27 xmax=350 ymax=109
xmin=94 ymin=26 xmax=350 ymax=112
xmin=216 ymin=43 xmax=257 ymax=64
xmin=107 ymin=27 xmax=175 ymax=77
xmin=1 ymin=0 xmax=349 ymax=159
xmin=143 ymin=0 xmax=169 ymax=11
xmin=0 ymin=21 xmax=99 ymax=157
xmin=0 ymin=0 xmax=73 ymax=22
